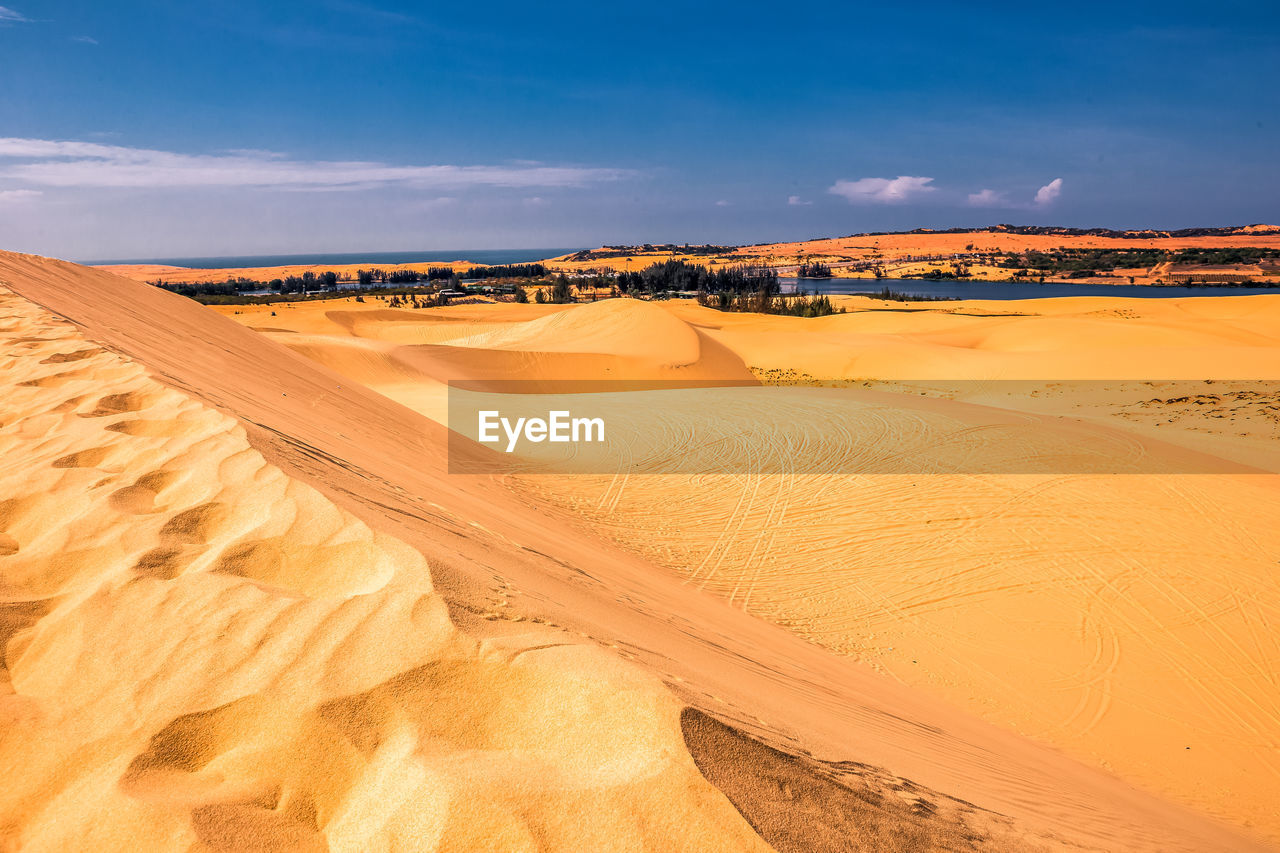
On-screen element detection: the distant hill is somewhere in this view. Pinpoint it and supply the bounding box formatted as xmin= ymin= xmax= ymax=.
xmin=857 ymin=224 xmax=1280 ymax=240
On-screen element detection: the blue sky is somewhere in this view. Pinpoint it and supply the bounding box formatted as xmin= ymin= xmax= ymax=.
xmin=1 ymin=1 xmax=1277 ymax=259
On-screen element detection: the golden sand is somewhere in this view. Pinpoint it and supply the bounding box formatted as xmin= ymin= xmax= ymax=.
xmin=2 ymin=252 xmax=1273 ymax=851
xmin=0 ymin=285 xmax=769 ymax=851
xmin=218 ymin=291 xmax=1280 ymax=845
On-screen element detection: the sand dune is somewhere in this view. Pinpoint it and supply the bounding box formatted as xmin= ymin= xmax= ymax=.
xmin=231 ymin=297 xmax=757 ymax=403
xmin=4 ymin=252 xmax=1274 ymax=852
xmin=445 ymin=299 xmax=700 ymax=362
xmin=0 ymin=285 xmax=769 ymax=851
xmin=212 ymin=291 xmax=1280 ymax=847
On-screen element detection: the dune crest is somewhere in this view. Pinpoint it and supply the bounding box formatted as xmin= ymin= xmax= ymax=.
xmin=446 ymin=298 xmax=701 ymax=365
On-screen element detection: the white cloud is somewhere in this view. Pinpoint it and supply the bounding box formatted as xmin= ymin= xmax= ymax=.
xmin=71 ymin=35 xmax=99 ymax=44
xmin=715 ymin=199 xmax=730 ymax=207
xmin=787 ymin=195 xmax=811 ymax=206
xmin=415 ymin=195 xmax=457 ymax=208
xmin=967 ymin=188 xmax=1007 ymax=207
xmin=0 ymin=189 xmax=41 ymax=202
xmin=221 ymin=147 xmax=289 ymax=159
xmin=1034 ymin=177 xmax=1063 ymax=206
xmin=0 ymin=6 xmax=28 ymax=23
xmin=828 ymin=175 xmax=935 ymax=204
xmin=964 ymin=179 xmax=1064 ymax=210
xmin=0 ymin=138 xmax=633 ymax=192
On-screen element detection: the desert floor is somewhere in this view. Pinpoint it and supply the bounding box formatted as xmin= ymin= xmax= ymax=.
xmin=218 ymin=290 xmax=1280 ymax=845
xmin=3 ymin=250 xmax=1277 ymax=851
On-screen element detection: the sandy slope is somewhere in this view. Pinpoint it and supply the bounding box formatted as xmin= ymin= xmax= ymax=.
xmin=4 ymin=253 xmax=1272 ymax=852
xmin=213 ymin=292 xmax=1280 ymax=846
xmin=0 ymin=286 xmax=770 ymax=851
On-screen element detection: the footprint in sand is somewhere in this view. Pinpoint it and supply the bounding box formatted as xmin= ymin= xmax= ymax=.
xmin=79 ymin=390 xmax=150 ymax=418
xmin=39 ymin=348 xmax=103 ymax=365
xmin=52 ymin=446 xmax=112 ymax=469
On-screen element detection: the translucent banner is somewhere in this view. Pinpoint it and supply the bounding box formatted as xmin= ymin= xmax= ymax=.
xmin=446 ymin=379 xmax=1280 ymax=475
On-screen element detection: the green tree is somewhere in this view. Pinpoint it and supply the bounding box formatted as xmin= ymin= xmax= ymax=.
xmin=550 ymin=277 xmax=573 ymax=303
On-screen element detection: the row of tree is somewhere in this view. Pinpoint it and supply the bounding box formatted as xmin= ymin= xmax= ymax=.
xmin=151 ymin=271 xmax=342 ymax=296
xmin=611 ymin=259 xmax=779 ymax=296
xmin=696 ymin=290 xmax=842 ymax=316
xmin=277 ymin=271 xmax=340 ymax=292
xmin=999 ymin=246 xmax=1279 ymax=274
xmin=796 ymin=261 xmax=833 ymax=278
xmin=462 ymin=263 xmax=547 ymax=279
xmin=1171 ymin=247 xmax=1279 ymax=265
xmin=355 ymin=267 xmax=456 ymax=285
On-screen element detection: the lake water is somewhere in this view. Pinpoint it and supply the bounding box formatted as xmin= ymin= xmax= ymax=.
xmin=781 ymin=277 xmax=1280 ymax=300
xmin=85 ymin=248 xmax=585 ymax=269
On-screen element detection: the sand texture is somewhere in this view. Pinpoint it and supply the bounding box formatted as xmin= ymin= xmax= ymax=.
xmin=0 ymin=283 xmax=770 ymax=851
xmin=2 ymin=251 xmax=1274 ymax=851
xmin=217 ymin=290 xmax=1280 ymax=847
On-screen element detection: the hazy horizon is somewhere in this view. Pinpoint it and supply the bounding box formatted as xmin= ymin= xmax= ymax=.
xmin=75 ymin=223 xmax=1279 ymax=268
xmin=75 ymin=246 xmax=585 ymax=266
